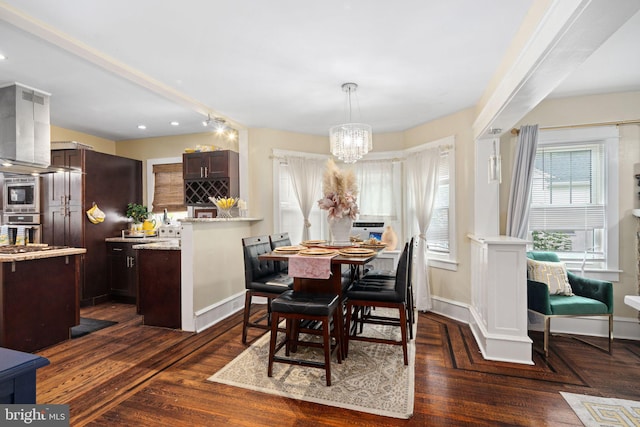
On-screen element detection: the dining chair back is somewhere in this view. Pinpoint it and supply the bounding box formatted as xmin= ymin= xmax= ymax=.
xmin=269 ymin=232 xmax=291 ymax=273
xmin=344 ymin=242 xmax=410 ymax=365
xmin=359 ymin=237 xmax=415 ymax=338
xmin=241 ymin=235 xmax=293 ymax=344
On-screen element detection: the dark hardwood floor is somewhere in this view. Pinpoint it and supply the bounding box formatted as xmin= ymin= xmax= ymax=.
xmin=34 ymin=302 xmax=640 ymax=426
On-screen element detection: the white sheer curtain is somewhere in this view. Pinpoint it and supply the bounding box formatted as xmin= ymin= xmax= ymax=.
xmin=285 ymin=156 xmax=324 ymax=241
xmin=406 ymin=147 xmax=441 ymax=311
xmin=506 ymin=124 xmax=539 ymax=239
xmin=354 ymin=160 xmax=397 ymax=218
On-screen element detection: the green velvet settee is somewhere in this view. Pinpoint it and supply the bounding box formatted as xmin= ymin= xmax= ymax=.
xmin=526 ymin=251 xmax=613 ymax=357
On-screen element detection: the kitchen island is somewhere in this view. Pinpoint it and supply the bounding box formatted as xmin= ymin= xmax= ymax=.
xmin=0 ymin=246 xmax=86 ymax=352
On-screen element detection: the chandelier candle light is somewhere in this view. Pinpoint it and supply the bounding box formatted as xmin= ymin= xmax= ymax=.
xmin=329 ymin=82 xmax=372 ymax=164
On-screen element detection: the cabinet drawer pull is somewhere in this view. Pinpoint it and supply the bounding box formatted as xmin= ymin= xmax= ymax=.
xmin=112 ymin=247 xmax=123 ymax=252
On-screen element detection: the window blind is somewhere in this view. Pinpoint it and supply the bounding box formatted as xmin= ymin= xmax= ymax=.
xmin=426 ymin=152 xmax=450 ymax=251
xmin=529 ymin=143 xmax=605 ymax=232
xmin=152 ymin=163 xmax=186 ymax=212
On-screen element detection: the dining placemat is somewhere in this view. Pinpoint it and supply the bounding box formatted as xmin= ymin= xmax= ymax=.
xmin=288 ymin=252 xmax=337 ymax=279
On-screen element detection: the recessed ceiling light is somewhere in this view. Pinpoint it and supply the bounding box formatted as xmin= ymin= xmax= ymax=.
xmin=0 ymin=54 xmax=6 ymax=60
xmin=170 ymin=121 xmax=179 ymax=126
xmin=137 ymin=124 xmax=146 ymax=130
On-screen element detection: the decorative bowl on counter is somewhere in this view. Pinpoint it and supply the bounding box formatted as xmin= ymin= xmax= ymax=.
xmin=209 ymin=196 xmax=237 ymax=218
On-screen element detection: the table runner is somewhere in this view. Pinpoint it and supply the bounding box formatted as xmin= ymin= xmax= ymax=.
xmin=288 ymin=253 xmax=337 ymax=279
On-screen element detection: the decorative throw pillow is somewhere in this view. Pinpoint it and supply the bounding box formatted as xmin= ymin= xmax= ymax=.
xmin=526 ymin=259 xmax=574 ymax=296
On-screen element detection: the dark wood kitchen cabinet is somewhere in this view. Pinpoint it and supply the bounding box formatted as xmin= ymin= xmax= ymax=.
xmin=41 ymin=149 xmax=142 ymax=306
xmin=183 ymin=150 xmax=239 ymax=206
xmin=137 ymin=248 xmax=181 ymax=328
xmin=45 ymin=150 xmax=83 ymax=247
xmin=107 ymin=241 xmax=138 ymax=305
xmin=183 ymin=150 xmax=238 ymax=179
xmin=0 ymin=254 xmax=82 ymax=353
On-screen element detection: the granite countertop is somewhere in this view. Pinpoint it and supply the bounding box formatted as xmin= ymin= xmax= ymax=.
xmin=132 ymin=239 xmax=181 ymax=251
xmin=180 ymin=217 xmax=262 ymax=223
xmin=0 ymin=247 xmax=87 ymax=263
xmin=105 ymin=237 xmax=173 ymax=243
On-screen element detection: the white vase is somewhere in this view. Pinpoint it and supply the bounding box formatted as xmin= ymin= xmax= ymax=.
xmin=328 ymin=216 xmax=353 ymax=245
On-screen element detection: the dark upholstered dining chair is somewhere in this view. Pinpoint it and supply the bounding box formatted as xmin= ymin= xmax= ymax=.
xmin=269 ymin=232 xmax=292 ymax=274
xmin=268 ymin=290 xmax=342 ymax=386
xmin=361 ymin=237 xmax=415 ymax=338
xmin=344 ymin=242 xmax=410 ymax=365
xmin=526 ymin=251 xmax=613 ymax=358
xmin=241 ymin=236 xmax=293 ymax=344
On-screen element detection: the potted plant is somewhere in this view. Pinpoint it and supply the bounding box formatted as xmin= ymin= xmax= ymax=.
xmin=126 ymin=203 xmax=149 ymax=231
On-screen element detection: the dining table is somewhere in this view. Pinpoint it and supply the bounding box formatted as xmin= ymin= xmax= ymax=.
xmin=258 ymin=246 xmax=381 ymax=356
xmin=258 ymin=248 xmax=379 ymax=295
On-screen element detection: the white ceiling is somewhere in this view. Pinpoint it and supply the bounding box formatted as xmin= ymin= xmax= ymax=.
xmin=0 ymin=0 xmax=639 ymax=141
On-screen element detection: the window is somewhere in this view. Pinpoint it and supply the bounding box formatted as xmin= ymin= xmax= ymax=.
xmin=151 ymin=163 xmax=186 ymax=212
xmin=426 ymin=151 xmax=451 ymax=253
xmin=273 ymin=152 xmax=327 ymax=244
xmin=354 ymin=160 xmax=400 ymax=221
xmin=272 ymin=138 xmax=458 ymax=272
xmin=527 ymin=127 xmax=619 ymax=276
xmin=405 ymin=136 xmax=457 ymax=270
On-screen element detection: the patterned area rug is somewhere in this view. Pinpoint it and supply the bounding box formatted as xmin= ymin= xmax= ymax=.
xmin=561 ymin=392 xmax=640 ymax=426
xmin=208 ymin=310 xmax=415 ymax=419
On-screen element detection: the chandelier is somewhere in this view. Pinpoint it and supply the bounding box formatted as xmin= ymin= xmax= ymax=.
xmin=329 ymin=83 xmax=372 ymax=164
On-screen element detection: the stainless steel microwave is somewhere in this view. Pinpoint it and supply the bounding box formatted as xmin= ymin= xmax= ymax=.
xmin=3 ymin=176 xmax=40 ymax=214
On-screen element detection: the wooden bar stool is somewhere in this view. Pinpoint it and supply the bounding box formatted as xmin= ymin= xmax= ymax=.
xmin=268 ymin=290 xmax=342 ymax=386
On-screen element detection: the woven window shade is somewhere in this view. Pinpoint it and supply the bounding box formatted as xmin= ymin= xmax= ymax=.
xmin=152 ymin=163 xmax=186 ymax=212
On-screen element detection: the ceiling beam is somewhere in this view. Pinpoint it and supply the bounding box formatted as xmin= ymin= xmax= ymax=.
xmin=473 ymin=0 xmax=640 ymax=140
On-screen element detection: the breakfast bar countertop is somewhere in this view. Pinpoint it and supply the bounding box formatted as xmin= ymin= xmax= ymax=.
xmin=132 ymin=240 xmax=181 ymax=251
xmin=0 ymin=246 xmax=86 ymax=263
xmin=180 ymin=217 xmax=262 ymax=223
xmin=105 ymin=237 xmax=172 ymax=243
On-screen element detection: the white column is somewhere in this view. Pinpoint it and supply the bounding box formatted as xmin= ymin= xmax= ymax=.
xmin=474 ymin=137 xmax=500 ymax=236
xmin=468 ymin=235 xmax=532 ymax=364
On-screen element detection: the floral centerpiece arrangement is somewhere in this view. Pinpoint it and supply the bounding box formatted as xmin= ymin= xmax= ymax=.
xmin=318 ymin=159 xmax=358 ymax=244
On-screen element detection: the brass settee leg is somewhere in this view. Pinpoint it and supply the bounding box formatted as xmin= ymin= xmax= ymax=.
xmin=608 ymin=314 xmax=613 ymax=354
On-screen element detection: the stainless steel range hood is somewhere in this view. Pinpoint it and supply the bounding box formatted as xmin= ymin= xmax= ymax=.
xmin=0 ymin=82 xmax=67 ymax=175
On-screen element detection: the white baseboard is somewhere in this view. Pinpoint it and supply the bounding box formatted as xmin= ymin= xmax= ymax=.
xmin=429 ymin=296 xmax=471 ymax=324
xmin=193 ymin=291 xmax=245 ymax=333
xmin=190 ymin=293 xmax=640 ymax=346
xmin=430 ymin=297 xmax=640 ymax=361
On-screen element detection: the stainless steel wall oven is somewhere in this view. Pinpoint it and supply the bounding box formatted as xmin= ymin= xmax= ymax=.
xmin=2 ymin=175 xmax=41 ymax=243
xmin=3 ymin=176 xmax=40 ymax=214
